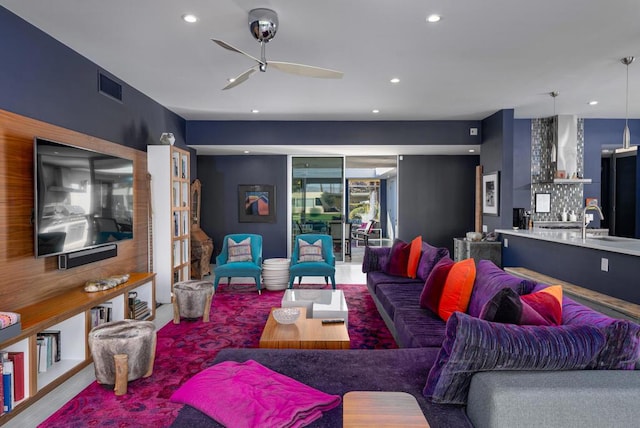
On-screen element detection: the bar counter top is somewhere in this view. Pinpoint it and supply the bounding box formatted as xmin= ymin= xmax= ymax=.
xmin=496 ymin=228 xmax=640 ymax=257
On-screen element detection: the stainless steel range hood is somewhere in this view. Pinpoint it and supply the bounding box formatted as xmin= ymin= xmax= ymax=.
xmin=551 ymin=115 xmax=592 ymax=184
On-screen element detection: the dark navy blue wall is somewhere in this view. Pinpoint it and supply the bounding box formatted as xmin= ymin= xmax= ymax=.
xmin=197 ymin=155 xmax=288 ymax=259
xmin=513 ymin=119 xmax=532 ymax=210
xmin=0 ymin=7 xmax=186 ymax=152
xmin=584 ymin=119 xmax=640 ymax=233
xmin=481 ymin=109 xmax=515 ymax=232
xmin=399 ymin=155 xmax=479 ymax=253
xmin=187 ymin=120 xmax=482 ymax=147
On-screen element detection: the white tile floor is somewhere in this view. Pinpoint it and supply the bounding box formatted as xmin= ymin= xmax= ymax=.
xmin=5 ymin=261 xmax=366 ymax=427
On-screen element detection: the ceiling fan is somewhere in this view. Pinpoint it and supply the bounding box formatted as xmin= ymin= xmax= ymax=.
xmin=212 ymin=8 xmax=344 ymax=90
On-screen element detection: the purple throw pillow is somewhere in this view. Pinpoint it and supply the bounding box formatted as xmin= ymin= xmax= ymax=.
xmin=419 ymin=257 xmax=454 ymax=312
xmin=466 ymin=260 xmax=537 ymax=318
xmin=416 ymin=242 xmax=450 ymax=281
xmin=423 ymin=312 xmax=606 ymax=405
xmin=478 ymin=287 xmax=522 ymax=323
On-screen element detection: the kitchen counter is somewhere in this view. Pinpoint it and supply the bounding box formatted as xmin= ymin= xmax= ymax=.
xmin=497 ymin=229 xmax=640 ymax=305
xmin=496 ymin=228 xmax=640 ymax=257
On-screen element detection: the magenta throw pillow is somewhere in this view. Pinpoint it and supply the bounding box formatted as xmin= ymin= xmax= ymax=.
xmin=419 ymin=257 xmax=454 ymax=312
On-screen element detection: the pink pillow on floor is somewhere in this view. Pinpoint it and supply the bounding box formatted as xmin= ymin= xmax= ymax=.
xmin=171 ymin=360 xmax=341 ymax=427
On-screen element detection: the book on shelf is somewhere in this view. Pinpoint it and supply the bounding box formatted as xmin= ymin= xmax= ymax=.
xmin=2 ymin=355 xmax=13 ymax=413
xmin=41 ymin=330 xmax=61 ymax=363
xmin=90 ymin=303 xmax=113 ymax=327
xmin=0 ymin=360 xmax=3 ymax=415
xmin=7 ymin=352 xmax=24 ymax=402
xmin=132 ymin=299 xmax=150 ymax=320
xmin=36 ymin=330 xmax=61 ymax=373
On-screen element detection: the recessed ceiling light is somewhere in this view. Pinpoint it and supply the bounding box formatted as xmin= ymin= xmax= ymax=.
xmin=182 ymin=14 xmax=198 ymax=23
xmin=468 ymin=149 xmax=475 ymax=153
xmin=251 ymin=109 xmax=259 ymax=114
xmin=372 ymin=109 xmax=380 ymax=114
xmin=588 ymin=100 xmax=599 ymax=105
xmin=390 ymin=78 xmax=400 ymax=84
xmin=426 ymin=14 xmax=441 ymax=23
xmin=244 ymin=150 xmax=250 ymax=154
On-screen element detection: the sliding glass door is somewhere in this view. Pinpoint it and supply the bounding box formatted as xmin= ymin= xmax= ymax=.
xmin=290 ymin=157 xmax=345 ymax=261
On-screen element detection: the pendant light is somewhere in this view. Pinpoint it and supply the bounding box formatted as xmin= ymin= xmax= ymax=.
xmin=549 ymin=91 xmax=559 ymax=164
xmin=621 ymin=56 xmax=635 ymax=150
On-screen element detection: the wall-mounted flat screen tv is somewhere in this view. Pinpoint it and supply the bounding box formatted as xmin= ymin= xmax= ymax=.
xmin=34 ymin=137 xmax=134 ymax=257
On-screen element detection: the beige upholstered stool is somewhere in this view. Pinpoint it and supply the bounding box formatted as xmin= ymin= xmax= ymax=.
xmin=88 ymin=319 xmax=156 ymax=396
xmin=172 ymin=279 xmax=214 ymax=324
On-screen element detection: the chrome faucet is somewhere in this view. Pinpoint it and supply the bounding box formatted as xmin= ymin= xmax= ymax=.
xmin=581 ymin=202 xmax=604 ymax=240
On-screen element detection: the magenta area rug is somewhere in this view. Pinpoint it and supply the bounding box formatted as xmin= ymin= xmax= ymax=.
xmin=39 ymin=284 xmax=396 ymax=427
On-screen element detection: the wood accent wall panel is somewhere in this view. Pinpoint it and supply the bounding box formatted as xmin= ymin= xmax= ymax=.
xmin=0 ymin=109 xmax=149 ymax=311
xmin=475 ymin=165 xmax=483 ymax=232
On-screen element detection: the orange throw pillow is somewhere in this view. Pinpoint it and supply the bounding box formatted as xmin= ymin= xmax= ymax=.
xmin=407 ymin=236 xmax=423 ymax=279
xmin=437 ymin=258 xmax=476 ymax=321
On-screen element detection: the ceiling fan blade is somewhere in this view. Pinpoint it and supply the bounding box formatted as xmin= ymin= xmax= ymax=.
xmin=212 ymin=39 xmax=262 ymax=65
xmin=222 ymin=66 xmax=258 ymax=90
xmin=268 ymin=61 xmax=344 ymax=79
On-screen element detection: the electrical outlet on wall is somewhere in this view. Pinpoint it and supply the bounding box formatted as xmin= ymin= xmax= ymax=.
xmin=482 ymin=224 xmax=487 ymax=232
xmin=601 ymin=258 xmax=609 ymax=272
xmin=586 ymin=213 xmax=594 ymax=222
xmin=504 ymin=238 xmax=508 ymax=248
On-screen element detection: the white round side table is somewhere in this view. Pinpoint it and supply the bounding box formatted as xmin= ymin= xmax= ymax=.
xmin=262 ymin=258 xmax=291 ymax=291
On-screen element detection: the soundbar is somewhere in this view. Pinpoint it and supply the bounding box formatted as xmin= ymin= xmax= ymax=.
xmin=58 ymin=244 xmax=118 ymax=270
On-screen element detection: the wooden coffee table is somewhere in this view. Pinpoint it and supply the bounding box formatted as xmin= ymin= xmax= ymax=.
xmin=343 ymin=391 xmax=430 ymax=427
xmin=259 ymin=307 xmax=350 ymax=349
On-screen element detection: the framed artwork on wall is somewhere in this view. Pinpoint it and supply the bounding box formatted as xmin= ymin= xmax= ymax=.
xmin=535 ymin=193 xmax=551 ymax=213
xmin=482 ymin=171 xmax=500 ymax=216
xmin=238 ymin=184 xmax=276 ymax=223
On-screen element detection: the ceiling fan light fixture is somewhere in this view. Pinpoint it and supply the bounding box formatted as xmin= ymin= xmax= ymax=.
xmin=213 ymin=8 xmax=343 ymax=89
xmin=249 ymin=8 xmax=278 ymax=42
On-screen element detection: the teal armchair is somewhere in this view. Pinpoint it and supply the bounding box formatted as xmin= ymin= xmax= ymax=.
xmin=214 ymin=234 xmax=263 ymax=294
xmin=288 ymin=234 xmax=336 ymax=289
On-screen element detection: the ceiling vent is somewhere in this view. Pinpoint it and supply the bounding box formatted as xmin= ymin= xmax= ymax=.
xmin=98 ymin=71 xmax=122 ymax=102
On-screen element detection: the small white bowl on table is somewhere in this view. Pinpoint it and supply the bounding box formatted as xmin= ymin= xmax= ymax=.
xmin=272 ymin=307 xmax=301 ymax=325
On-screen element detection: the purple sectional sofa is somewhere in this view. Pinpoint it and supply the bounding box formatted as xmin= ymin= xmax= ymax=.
xmin=171 ymin=242 xmax=640 ymax=428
